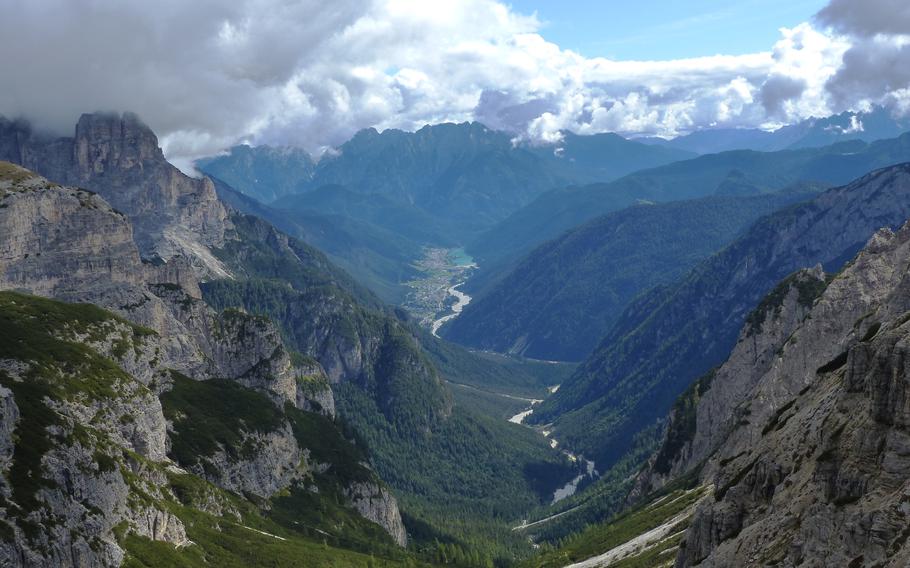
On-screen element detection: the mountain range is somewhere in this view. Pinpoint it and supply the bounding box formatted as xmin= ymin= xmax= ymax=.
xmin=639 ymin=105 xmax=910 ymax=154
xmin=442 ymin=188 xmax=823 ymax=361
xmin=4 ymin=102 xmax=910 ymax=568
xmin=530 ymin=163 xmax=910 ymax=473
xmin=470 ymin=133 xmax=910 ymax=272
xmin=528 ymin=194 xmax=910 ymax=567
xmin=197 ymin=123 xmax=694 ymax=300
xmin=0 ymin=159 xmax=411 ymax=565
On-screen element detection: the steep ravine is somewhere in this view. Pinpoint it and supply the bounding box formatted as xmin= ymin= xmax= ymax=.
xmin=533 ymin=163 xmax=910 ymax=474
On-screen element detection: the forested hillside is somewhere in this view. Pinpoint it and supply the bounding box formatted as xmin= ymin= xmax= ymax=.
xmin=444 ymin=189 xmax=820 ymax=361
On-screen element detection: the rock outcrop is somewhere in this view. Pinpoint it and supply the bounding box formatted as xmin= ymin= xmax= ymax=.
xmin=0 ymin=162 xmax=144 ymax=296
xmin=0 ymin=384 xmax=18 ymax=471
xmin=635 ymin=267 xmax=828 ymax=496
xmin=345 ymin=482 xmax=409 ymax=547
xmin=189 ymin=423 xmax=304 ymax=499
xmin=0 ymin=297 xmax=188 ymax=568
xmin=640 ymin=220 xmax=910 ymax=566
xmin=0 ymin=161 xmax=407 ymax=561
xmin=206 ymin=214 xmax=454 ymax=433
xmin=0 ymin=114 xmax=229 ymax=279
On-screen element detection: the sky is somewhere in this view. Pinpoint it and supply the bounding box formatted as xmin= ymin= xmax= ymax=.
xmin=507 ymin=0 xmax=830 ymax=60
xmin=0 ymin=0 xmax=909 ymax=170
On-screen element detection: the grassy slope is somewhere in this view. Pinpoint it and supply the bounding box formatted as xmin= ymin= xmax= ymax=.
xmin=524 ymin=481 xmax=708 ymax=568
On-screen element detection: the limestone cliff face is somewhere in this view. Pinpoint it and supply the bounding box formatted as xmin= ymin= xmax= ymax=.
xmin=645 ymin=222 xmax=910 ymax=567
xmin=634 ymin=267 xmax=828 ymax=497
xmin=345 ymin=481 xmax=409 ymax=547
xmin=0 ymin=114 xmax=229 ymax=279
xmin=188 ymin=423 xmax=304 ymax=499
xmin=0 ymin=163 xmax=143 ymax=296
xmin=0 ymin=384 xmax=18 ymax=472
xmin=147 ymin=282 xmax=335 ymax=416
xmin=0 ymin=162 xmax=406 ymax=555
xmin=0 ymin=163 xmax=334 ymax=418
xmin=0 ymin=306 xmax=188 ymax=568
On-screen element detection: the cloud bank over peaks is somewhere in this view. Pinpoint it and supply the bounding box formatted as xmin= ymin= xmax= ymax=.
xmin=816 ymin=0 xmax=910 ymax=115
xmin=0 ymin=0 xmax=908 ymax=168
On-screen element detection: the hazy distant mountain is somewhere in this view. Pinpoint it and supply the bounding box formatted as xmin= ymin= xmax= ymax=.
xmin=443 ymin=188 xmax=821 ymax=361
xmin=196 ymin=144 xmax=316 ymax=203
xmin=200 ymin=123 xmax=693 ymax=230
xmin=471 ymin=133 xmax=910 ymax=270
xmin=640 ymin=106 xmax=910 ymax=155
xmin=529 ymin=131 xmax=696 ymax=181
xmin=273 ymin=184 xmax=456 ymax=248
xmin=212 ymin=178 xmax=425 ymax=303
xmin=198 ymin=122 xmax=694 ymax=299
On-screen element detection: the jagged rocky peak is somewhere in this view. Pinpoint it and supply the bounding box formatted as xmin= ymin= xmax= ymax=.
xmin=72 ymin=112 xmax=165 ymax=178
xmin=0 ymin=112 xmax=230 ymax=279
xmin=0 ymin=162 xmax=334 ymax=419
xmin=645 ymin=220 xmax=910 ymax=567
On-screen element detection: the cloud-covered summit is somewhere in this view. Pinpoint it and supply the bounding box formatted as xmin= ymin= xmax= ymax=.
xmin=0 ymin=0 xmax=907 ymax=168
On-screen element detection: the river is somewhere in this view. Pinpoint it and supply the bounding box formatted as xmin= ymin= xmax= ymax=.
xmin=508 ymin=390 xmax=599 ymax=505
xmin=431 ymin=284 xmax=472 ymax=337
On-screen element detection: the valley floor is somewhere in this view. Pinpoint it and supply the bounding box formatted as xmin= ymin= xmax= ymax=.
xmin=403 ymin=247 xmax=476 ymax=331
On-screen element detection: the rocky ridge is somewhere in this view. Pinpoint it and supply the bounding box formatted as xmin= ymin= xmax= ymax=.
xmin=0 ymin=162 xmax=407 ymax=566
xmin=0 ymin=113 xmax=229 ymax=279
xmin=0 ymin=294 xmax=189 ymax=567
xmin=639 ymin=220 xmax=910 ymax=566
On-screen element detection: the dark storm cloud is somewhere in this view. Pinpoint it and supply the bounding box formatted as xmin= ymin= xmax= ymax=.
xmin=0 ymin=0 xmax=369 ymax=160
xmin=5 ymin=0 xmax=899 ymax=167
xmin=760 ymin=75 xmax=808 ymax=117
xmin=816 ymin=0 xmax=910 ymax=37
xmin=826 ymin=41 xmax=910 ymax=107
xmin=815 ymin=0 xmax=910 ymax=113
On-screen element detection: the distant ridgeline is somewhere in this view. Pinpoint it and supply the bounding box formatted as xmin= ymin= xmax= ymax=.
xmin=198 ymin=123 xmax=694 ymax=302
xmin=469 ymin=131 xmax=910 ymax=271
xmin=198 ymin=109 xmax=910 ymax=308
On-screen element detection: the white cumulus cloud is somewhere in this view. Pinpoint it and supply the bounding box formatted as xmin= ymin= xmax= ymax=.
xmin=0 ymin=0 xmax=907 ymax=168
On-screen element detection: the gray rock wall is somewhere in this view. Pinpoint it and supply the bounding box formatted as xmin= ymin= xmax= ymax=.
xmin=672 ymin=223 xmax=910 ymax=566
